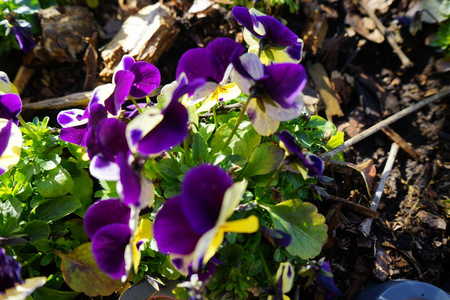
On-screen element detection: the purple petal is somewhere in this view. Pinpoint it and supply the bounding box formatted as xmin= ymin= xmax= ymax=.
xmin=205 ymin=37 xmax=245 ymax=72
xmin=129 ymin=62 xmax=161 ymax=98
xmin=95 ymin=118 xmax=129 ymax=162
xmin=316 ymin=262 xmax=343 ymax=299
xmin=276 ymin=130 xmax=303 ymax=157
xmin=119 ymin=55 xmax=135 ymax=71
xmin=11 ymin=26 xmax=35 ymax=54
xmin=153 ymin=195 xmax=203 ymax=255
xmin=305 ymin=154 xmax=324 ymax=177
xmin=176 ymin=48 xmax=224 ymax=84
xmin=0 ymin=93 xmax=22 ymax=124
xmin=260 ymin=227 xmax=291 ymax=247
xmin=181 ymin=165 xmax=233 ymax=234
xmin=136 ymin=101 xmax=188 ymax=156
xmin=232 ymin=6 xmax=264 ymax=38
xmin=87 ymin=102 xmax=108 ymax=126
xmin=258 ymin=16 xmax=299 ymax=48
xmin=0 ymin=119 xmax=13 ymax=157
xmin=105 ymin=70 xmax=135 ymax=115
xmin=0 ymin=248 xmax=23 ymax=293
xmin=91 ymin=223 xmax=131 ymax=280
xmin=84 ymin=198 xmax=131 ymax=239
xmin=59 ymin=125 xmax=88 ymax=146
xmin=264 ymin=63 xmax=306 ymax=108
xmin=117 ymin=152 xmax=142 ymax=208
xmin=172 ymin=76 xmax=207 ymax=101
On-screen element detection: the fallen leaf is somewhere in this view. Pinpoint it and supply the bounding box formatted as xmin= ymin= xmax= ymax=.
xmin=54 ymin=243 xmax=122 ymax=297
xmin=435 ymin=57 xmax=450 ymax=73
xmin=416 ymin=210 xmax=446 ymax=230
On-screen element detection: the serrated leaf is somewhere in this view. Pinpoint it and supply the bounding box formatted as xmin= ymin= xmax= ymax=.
xmin=260 ymin=200 xmax=327 ymax=259
xmin=35 ymin=166 xmax=74 ymax=198
xmin=32 ymin=196 xmax=82 ymax=222
xmin=54 ymin=243 xmax=122 ymax=297
xmin=36 ymin=153 xmax=61 ymax=171
xmin=241 ymin=143 xmax=285 ymax=178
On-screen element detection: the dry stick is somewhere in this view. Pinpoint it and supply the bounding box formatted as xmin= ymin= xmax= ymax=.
xmin=359 ymin=142 xmax=399 ymax=236
xmin=321 ymin=89 xmax=450 ymax=161
xmin=359 ymin=0 xmax=413 ymax=68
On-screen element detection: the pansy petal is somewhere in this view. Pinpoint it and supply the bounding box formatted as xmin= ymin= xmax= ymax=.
xmin=135 ymin=102 xmax=188 ymax=156
xmin=206 ymin=37 xmax=245 ymax=72
xmin=129 ymin=61 xmax=161 ymax=98
xmin=126 ymin=108 xmax=164 ymax=153
xmin=258 ymin=15 xmax=299 ymax=48
xmin=176 ymin=48 xmax=224 ymax=83
xmin=84 ymin=198 xmax=131 ymax=239
xmin=235 ymin=53 xmax=265 ymax=81
xmin=190 ymin=82 xmax=219 ymax=103
xmin=0 ymin=93 xmax=22 ymax=124
xmin=57 ymin=109 xmax=87 ymax=128
xmin=0 ymin=248 xmax=23 ymax=293
xmin=192 ymin=227 xmax=221 ymax=271
xmin=132 ymin=219 xmax=153 ymax=273
xmin=59 ymin=125 xmax=88 ymax=146
xmin=305 ymin=154 xmax=324 ymax=177
xmin=182 ymin=165 xmax=233 ymax=234
xmin=264 ymin=63 xmax=306 ymax=108
xmin=217 ymin=180 xmax=247 ymax=224
xmin=95 ymin=118 xmax=129 ymax=162
xmin=220 ymin=215 xmax=259 ymax=233
xmin=275 ymin=262 xmax=294 ymax=294
xmin=0 ymin=119 xmax=22 ymax=175
xmin=89 ymin=154 xmax=120 ymax=181
xmin=276 ymin=130 xmax=303 ymax=157
xmin=105 ymin=70 xmax=135 ymax=115
xmin=153 ymin=195 xmax=203 ymax=255
xmin=117 ymin=55 xmax=135 ymax=71
xmin=246 ymin=98 xmax=280 ymax=136
xmin=232 ymin=6 xmax=265 ymax=38
xmin=264 ymin=94 xmax=303 ymax=122
xmin=0 ymin=72 xmax=17 ymax=94
xmin=91 ymin=223 xmax=132 ymax=280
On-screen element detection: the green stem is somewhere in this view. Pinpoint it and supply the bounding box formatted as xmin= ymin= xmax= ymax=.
xmin=212 ymin=106 xmax=218 ymax=129
xmin=258 ymin=249 xmax=272 ymax=280
xmin=220 ymin=100 xmax=249 ymax=152
xmin=21 ymin=252 xmax=42 ymax=267
xmin=18 ymin=115 xmax=39 ymax=143
xmin=263 ymin=164 xmax=283 ymax=191
xmin=183 ymin=137 xmax=192 ymax=166
xmin=129 ymin=96 xmax=143 ymax=114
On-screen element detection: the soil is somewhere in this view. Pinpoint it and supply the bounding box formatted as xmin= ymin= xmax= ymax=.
xmin=1 ymin=0 xmax=449 ymax=299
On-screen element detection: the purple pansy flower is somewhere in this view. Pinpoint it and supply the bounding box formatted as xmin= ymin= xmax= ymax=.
xmin=153 ymin=164 xmax=258 ymax=274
xmin=0 ymin=93 xmax=22 ymax=125
xmin=104 ymin=56 xmax=161 ymax=116
xmin=175 ymin=37 xmax=245 ymax=112
xmin=126 ymin=74 xmax=203 ymax=157
xmin=232 ymin=6 xmax=303 ymax=64
xmin=0 ymin=118 xmax=22 ymax=176
xmin=84 ymin=199 xmax=152 ymax=281
xmin=1 ymin=17 xmax=36 ymax=54
xmin=276 ymin=130 xmax=324 ymax=178
xmin=233 ymin=53 xmax=306 ymax=135
xmin=0 ymin=248 xmax=46 ymax=297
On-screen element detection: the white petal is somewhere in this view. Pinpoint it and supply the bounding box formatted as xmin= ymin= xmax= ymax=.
xmin=264 ymin=93 xmax=304 ymax=122
xmin=89 ymin=154 xmax=120 ymax=181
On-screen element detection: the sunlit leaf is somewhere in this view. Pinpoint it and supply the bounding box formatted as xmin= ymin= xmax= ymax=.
xmin=31 ymin=196 xmax=82 ymax=222
xmin=260 ymin=200 xmax=327 ymax=259
xmin=54 ymin=243 xmax=122 ymax=297
xmin=35 ymin=166 xmax=74 ymax=198
xmin=241 ymin=143 xmax=285 ymax=178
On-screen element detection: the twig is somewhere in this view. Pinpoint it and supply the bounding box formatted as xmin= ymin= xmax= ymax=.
xmin=359 ymin=0 xmax=413 ymax=68
xmin=328 ymin=195 xmax=380 ymax=219
xmin=381 ymin=126 xmax=421 ymax=161
xmin=359 ymin=142 xmax=399 ymax=236
xmin=321 ymin=89 xmax=450 ymax=160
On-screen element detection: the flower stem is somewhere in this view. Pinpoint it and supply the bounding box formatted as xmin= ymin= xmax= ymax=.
xmin=21 ymin=252 xmax=42 ymax=267
xmin=183 ymin=137 xmax=192 ymax=166
xmin=18 ymin=115 xmax=39 ymax=143
xmin=220 ymin=100 xmax=249 ymax=152
xmin=129 ymin=96 xmax=143 ymax=114
xmin=213 ymin=106 xmax=218 ymax=129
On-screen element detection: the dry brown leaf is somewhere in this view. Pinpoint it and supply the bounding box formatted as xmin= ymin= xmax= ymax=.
xmin=416 ymin=210 xmax=447 ymax=230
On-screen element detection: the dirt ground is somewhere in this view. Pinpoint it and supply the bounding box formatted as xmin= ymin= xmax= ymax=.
xmin=1 ymin=0 xmax=449 ymax=299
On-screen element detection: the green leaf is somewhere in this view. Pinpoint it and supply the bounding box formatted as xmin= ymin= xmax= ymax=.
xmin=326 ymin=131 xmax=344 ymax=161
xmin=305 ymin=116 xmax=336 ymax=136
xmin=241 ymin=143 xmax=285 ymax=178
xmin=260 ymin=200 xmax=327 ymax=259
xmin=32 ymin=286 xmax=80 ymax=300
xmin=23 ymin=220 xmax=51 ymax=242
xmin=31 ymin=196 xmax=82 ymax=222
xmin=54 ymin=243 xmax=122 ymax=297
xmin=0 ymin=217 xmax=21 ymax=235
xmin=69 ymin=170 xmax=93 ymax=218
xmin=233 ymin=126 xmax=261 ymax=161
xmin=35 ymin=166 xmax=74 ymax=198
xmin=192 ymin=133 xmax=209 ymax=163
xmin=211 ymin=119 xmax=236 ymax=155
xmin=198 ymin=123 xmax=215 ymax=141
xmin=158 ymin=255 xmax=181 ymax=280
xmin=36 ymin=153 xmax=61 ymax=171
xmin=0 ymin=197 xmax=23 ymax=219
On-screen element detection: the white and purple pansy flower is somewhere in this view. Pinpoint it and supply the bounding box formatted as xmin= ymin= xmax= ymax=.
xmin=175 ymin=37 xmax=245 ymax=113
xmin=88 ymin=118 xmax=153 ymax=209
xmin=126 ymin=74 xmax=203 ymax=157
xmin=0 ymin=119 xmax=22 ymax=176
xmin=0 ymin=93 xmax=22 ymax=125
xmin=276 ymin=130 xmax=324 ymax=178
xmin=153 ymin=164 xmax=259 ymax=274
xmin=0 ymin=248 xmax=46 ymax=299
xmin=84 ymin=199 xmax=152 ymax=281
xmin=232 ymin=6 xmax=303 ymax=64
xmin=0 ymin=71 xmax=19 ymax=94
xmin=233 ymin=53 xmax=306 ymax=136
xmin=0 ymin=16 xmax=36 ymax=54
xmin=104 ymin=56 xmax=161 ymax=116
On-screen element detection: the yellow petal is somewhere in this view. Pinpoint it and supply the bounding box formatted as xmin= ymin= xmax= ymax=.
xmin=221 ymin=215 xmax=259 ymax=234
xmin=217 ymin=180 xmax=248 ymax=224
xmin=132 ymin=219 xmax=153 ymax=273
